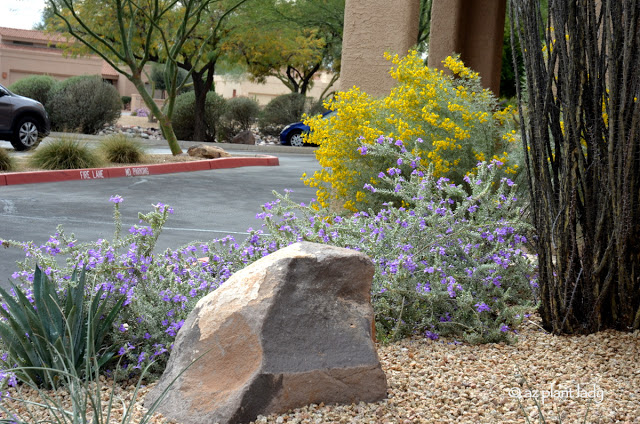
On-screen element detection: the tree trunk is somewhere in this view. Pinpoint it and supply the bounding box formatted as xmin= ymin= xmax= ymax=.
xmin=187 ymin=60 xmax=217 ymax=142
xmin=132 ymin=78 xmax=182 ymax=155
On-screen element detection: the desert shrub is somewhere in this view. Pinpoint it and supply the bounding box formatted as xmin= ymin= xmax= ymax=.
xmin=3 ymin=158 xmax=535 ymax=380
xmin=47 ymin=75 xmax=121 ymax=134
xmin=121 ymin=95 xmax=132 ymax=109
xmin=0 ymin=148 xmax=15 ymax=171
xmin=304 ymin=51 xmax=521 ymax=211
xmin=219 ymin=96 xmax=261 ymax=140
xmin=8 ymin=75 xmax=56 ymax=105
xmin=169 ymin=91 xmax=227 ymax=141
xmin=258 ymin=93 xmax=309 ymax=136
xmin=29 ymin=136 xmax=102 ymax=170
xmin=99 ymin=134 xmax=145 ymax=164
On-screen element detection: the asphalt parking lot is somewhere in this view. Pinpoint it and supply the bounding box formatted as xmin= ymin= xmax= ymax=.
xmin=0 ymin=141 xmax=320 ymax=288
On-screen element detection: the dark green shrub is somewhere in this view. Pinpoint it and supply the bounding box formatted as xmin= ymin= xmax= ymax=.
xmin=99 ymin=134 xmax=145 ymax=163
xmin=258 ymin=93 xmax=309 ymax=136
xmin=168 ymin=91 xmax=227 ymax=141
xmin=0 ymin=148 xmax=15 ymax=171
xmin=47 ymin=75 xmax=121 ymax=134
xmin=8 ymin=75 xmax=56 ymax=105
xmin=121 ymin=95 xmax=132 ymax=108
xmin=29 ymin=136 xmax=102 ymax=170
xmin=0 ymin=265 xmax=125 ymax=388
xmin=219 ymin=96 xmax=261 ymax=140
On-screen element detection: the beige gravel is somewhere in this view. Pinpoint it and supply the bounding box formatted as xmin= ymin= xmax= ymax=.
xmin=118 ymin=114 xmax=160 ymax=129
xmin=2 ymin=315 xmax=639 ymax=423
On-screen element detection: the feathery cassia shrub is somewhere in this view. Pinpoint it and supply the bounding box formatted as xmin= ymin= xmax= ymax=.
xmin=303 ymin=51 xmax=521 ymax=212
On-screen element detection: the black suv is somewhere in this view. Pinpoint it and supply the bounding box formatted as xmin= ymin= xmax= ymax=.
xmin=0 ymin=83 xmax=51 ymax=150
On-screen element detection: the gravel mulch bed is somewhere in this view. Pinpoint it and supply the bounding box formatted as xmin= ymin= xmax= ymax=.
xmin=3 ymin=315 xmax=639 ymax=423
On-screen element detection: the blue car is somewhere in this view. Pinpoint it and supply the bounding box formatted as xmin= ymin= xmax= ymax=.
xmin=279 ymin=111 xmax=336 ymax=147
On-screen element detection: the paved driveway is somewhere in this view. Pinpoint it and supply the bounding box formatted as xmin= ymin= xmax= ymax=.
xmin=0 ymin=152 xmax=320 ymax=288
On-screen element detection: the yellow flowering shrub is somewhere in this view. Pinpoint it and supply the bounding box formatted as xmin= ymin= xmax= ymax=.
xmin=304 ymin=50 xmax=520 ymax=211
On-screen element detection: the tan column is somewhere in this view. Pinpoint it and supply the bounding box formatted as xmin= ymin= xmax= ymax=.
xmin=340 ymin=0 xmax=420 ymax=97
xmin=428 ymin=0 xmax=507 ymax=96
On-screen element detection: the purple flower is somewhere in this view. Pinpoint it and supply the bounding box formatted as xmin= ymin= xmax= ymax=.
xmin=425 ymin=331 xmax=439 ymax=340
xmin=357 ymin=145 xmax=368 ymax=155
xmin=475 ymin=302 xmax=491 ymax=313
xmin=109 ymin=195 xmax=123 ymax=204
xmin=500 ymin=325 xmax=510 ymax=332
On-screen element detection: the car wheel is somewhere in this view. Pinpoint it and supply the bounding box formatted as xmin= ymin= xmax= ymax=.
xmin=11 ymin=117 xmax=41 ymax=151
xmin=287 ymin=129 xmax=305 ymax=147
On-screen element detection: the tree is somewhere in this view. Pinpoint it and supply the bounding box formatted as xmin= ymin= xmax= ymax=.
xmin=511 ymin=0 xmax=640 ymax=333
xmin=46 ymin=0 xmax=245 ymax=153
xmin=225 ymin=0 xmax=343 ymax=98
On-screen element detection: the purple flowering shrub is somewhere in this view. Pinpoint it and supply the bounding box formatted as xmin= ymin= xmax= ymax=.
xmin=255 ymin=142 xmax=538 ymax=343
xmin=1 ymin=196 xmax=277 ymax=377
xmin=1 ymin=142 xmax=537 ymax=379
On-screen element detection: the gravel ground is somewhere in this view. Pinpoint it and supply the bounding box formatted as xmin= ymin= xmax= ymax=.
xmin=3 ymin=314 xmax=639 ymax=423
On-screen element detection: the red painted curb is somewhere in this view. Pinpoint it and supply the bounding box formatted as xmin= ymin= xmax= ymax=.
xmin=0 ymin=156 xmax=279 ymax=186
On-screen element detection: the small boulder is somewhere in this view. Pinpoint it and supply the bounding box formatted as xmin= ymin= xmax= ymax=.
xmin=230 ymin=130 xmax=256 ymax=145
xmin=187 ymin=144 xmax=231 ymax=159
xmin=146 ymin=242 xmax=387 ymax=424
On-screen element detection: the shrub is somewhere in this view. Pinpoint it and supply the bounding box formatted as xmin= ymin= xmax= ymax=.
xmin=8 ymin=75 xmax=56 ymax=105
xmin=257 ymin=152 xmax=536 ymax=343
xmin=3 ymin=158 xmax=535 ymax=381
xmin=99 ymin=134 xmax=145 ymax=164
xmin=258 ymin=93 xmax=309 ymax=136
xmin=219 ymin=96 xmax=261 ymax=139
xmin=169 ymin=91 xmax=227 ymax=141
xmin=304 ymin=51 xmax=521 ymax=211
xmin=29 ymin=136 xmax=102 ymax=170
xmin=121 ymin=95 xmax=132 ymax=108
xmin=0 ymin=265 xmax=125 ymax=388
xmin=0 ymin=148 xmax=15 ymax=171
xmin=47 ymin=75 xmax=121 ymax=134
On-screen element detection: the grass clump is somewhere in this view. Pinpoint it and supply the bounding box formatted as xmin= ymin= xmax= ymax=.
xmin=0 ymin=148 xmax=16 ymax=171
xmin=29 ymin=137 xmax=102 ymax=170
xmin=100 ymin=134 xmax=146 ymax=164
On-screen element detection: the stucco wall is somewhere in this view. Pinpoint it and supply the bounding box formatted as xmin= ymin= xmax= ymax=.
xmin=339 ymin=0 xmax=420 ymax=96
xmin=428 ymin=0 xmax=506 ymax=95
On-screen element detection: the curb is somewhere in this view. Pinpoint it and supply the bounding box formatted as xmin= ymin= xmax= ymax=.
xmin=0 ymin=155 xmax=279 ymax=186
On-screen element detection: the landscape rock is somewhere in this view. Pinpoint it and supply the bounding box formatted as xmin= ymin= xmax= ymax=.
xmin=146 ymin=242 xmax=387 ymax=424
xmin=230 ymin=130 xmax=256 ymax=145
xmin=187 ymin=144 xmax=231 ymax=159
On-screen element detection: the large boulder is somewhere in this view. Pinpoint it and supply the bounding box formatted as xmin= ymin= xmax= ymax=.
xmin=146 ymin=242 xmax=387 ymax=424
xmin=187 ymin=144 xmax=231 ymax=159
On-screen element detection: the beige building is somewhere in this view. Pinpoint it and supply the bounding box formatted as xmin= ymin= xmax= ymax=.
xmin=0 ymin=26 xmax=144 ymax=97
xmin=1 ymin=26 xmax=337 ymax=110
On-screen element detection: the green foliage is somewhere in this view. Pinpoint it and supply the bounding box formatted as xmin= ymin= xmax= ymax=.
xmin=168 ymin=91 xmax=227 ymax=141
xmin=0 ymin=148 xmax=15 ymax=171
xmin=47 ymin=75 xmax=121 ymax=134
xmin=258 ymin=93 xmax=309 ymax=136
xmin=0 ymin=265 xmax=125 ymax=388
xmin=219 ymin=96 xmax=261 ymax=139
xmin=29 ymin=137 xmax=102 ymax=170
xmin=99 ymin=134 xmax=145 ymax=164
xmin=0 ymin=311 xmax=185 ymax=424
xmin=8 ymin=75 xmax=57 ymax=105
xmin=224 ymin=0 xmax=343 ymax=96
xmin=121 ymin=96 xmax=132 ymax=107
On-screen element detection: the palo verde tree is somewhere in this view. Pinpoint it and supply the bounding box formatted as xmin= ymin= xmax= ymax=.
xmin=47 ymin=0 xmax=239 ymax=154
xmin=511 ymin=0 xmax=640 ymax=333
